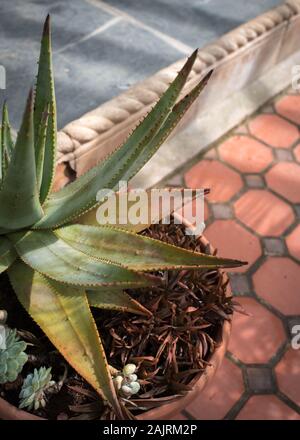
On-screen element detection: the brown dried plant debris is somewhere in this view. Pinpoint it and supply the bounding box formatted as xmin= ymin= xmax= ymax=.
xmin=94 ymin=222 xmax=232 ymax=412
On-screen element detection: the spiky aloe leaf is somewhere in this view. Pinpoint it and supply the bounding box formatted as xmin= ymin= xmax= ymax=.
xmin=1 ymin=102 xmax=14 ymax=181
xmin=76 ymin=187 xmax=191 ymax=233
xmin=9 ymin=230 xmax=159 ymax=288
xmin=8 ymin=261 xmax=122 ymax=418
xmin=0 ymin=104 xmax=11 ymax=180
xmin=34 ymin=15 xmax=57 ymax=203
xmin=0 ymin=237 xmax=17 ymax=274
xmin=56 ymin=224 xmax=245 ymax=271
xmin=87 ymin=287 xmax=151 ymax=317
xmin=76 ymin=190 xmax=154 ymax=231
xmin=0 ymin=91 xmax=44 ymax=230
xmin=36 ymin=105 xmax=50 ymax=191
xmin=121 ymin=70 xmax=212 ymax=181
xmin=2 ymin=102 xmax=14 ymax=158
xmin=0 ymin=122 xmax=2 ymax=183
xmin=35 ymin=51 xmax=200 ymax=229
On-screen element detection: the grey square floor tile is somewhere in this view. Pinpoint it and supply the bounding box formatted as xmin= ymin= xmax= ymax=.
xmin=263 ymin=238 xmax=286 ymax=256
xmin=246 ymin=367 xmax=275 ymax=393
xmin=229 ymin=274 xmax=251 ymax=296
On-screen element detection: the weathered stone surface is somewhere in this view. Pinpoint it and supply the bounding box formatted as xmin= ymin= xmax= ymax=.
xmin=104 ymin=0 xmax=283 ymax=48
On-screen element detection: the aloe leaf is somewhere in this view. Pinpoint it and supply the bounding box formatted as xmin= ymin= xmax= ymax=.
xmin=0 ymin=90 xmax=44 ymax=229
xmin=34 ymin=15 xmax=57 ymax=203
xmin=35 ymin=51 xmax=199 ymax=229
xmin=87 ymin=287 xmax=151 ymax=317
xmin=10 ymin=230 xmax=159 ymax=288
xmin=76 ymin=189 xmax=153 ymax=233
xmin=2 ymin=102 xmax=14 ymax=157
xmin=8 ymin=260 xmax=122 ymax=417
xmin=36 ymin=105 xmax=50 ymax=191
xmin=1 ymin=102 xmax=14 ymax=180
xmin=76 ymin=187 xmax=190 ymax=233
xmin=0 ymin=236 xmax=17 ymax=273
xmin=0 ymin=122 xmax=2 ymax=183
xmin=121 ymin=70 xmax=213 ymax=180
xmin=56 ymin=224 xmax=246 ymax=271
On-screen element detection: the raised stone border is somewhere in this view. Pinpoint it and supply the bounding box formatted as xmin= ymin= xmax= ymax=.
xmin=57 ymin=0 xmax=300 ymax=188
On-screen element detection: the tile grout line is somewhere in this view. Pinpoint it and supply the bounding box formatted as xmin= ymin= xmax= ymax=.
xmin=55 ymin=16 xmax=122 ymax=55
xmin=85 ymin=0 xmax=193 ymax=55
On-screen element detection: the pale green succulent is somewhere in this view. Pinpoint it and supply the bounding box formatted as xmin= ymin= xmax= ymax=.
xmin=0 ymin=328 xmax=28 ymax=384
xmin=19 ymin=367 xmax=55 ymax=411
xmin=123 ymin=364 xmax=137 ymax=376
xmin=113 ymin=364 xmax=140 ymax=397
xmin=0 ymin=16 xmax=244 ymax=417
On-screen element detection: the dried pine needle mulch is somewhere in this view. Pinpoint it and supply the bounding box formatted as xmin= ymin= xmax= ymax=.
xmin=95 ymin=221 xmax=233 ymax=412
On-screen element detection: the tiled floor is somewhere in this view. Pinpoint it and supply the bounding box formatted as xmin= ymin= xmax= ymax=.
xmin=167 ymin=90 xmax=300 ymax=420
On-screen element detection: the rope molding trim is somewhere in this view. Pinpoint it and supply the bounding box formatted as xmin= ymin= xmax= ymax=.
xmin=57 ymin=0 xmax=300 ymax=170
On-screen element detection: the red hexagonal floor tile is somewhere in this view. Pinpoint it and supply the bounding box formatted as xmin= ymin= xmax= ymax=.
xmin=228 ymin=297 xmax=286 ymax=364
xmin=286 ymin=224 xmax=300 ymax=261
xmin=234 ymin=190 xmax=294 ymax=236
xmin=275 ymin=349 xmax=300 ymax=407
xmin=265 ymin=162 xmax=300 ymax=204
xmin=204 ymin=220 xmax=261 ymax=272
xmin=185 ymin=160 xmax=243 ymax=203
xmin=276 ymin=95 xmax=300 ymax=125
xmin=253 ymin=257 xmax=300 ymax=315
xmin=219 ymin=135 xmax=273 ymax=173
xmin=185 ymin=358 xmax=244 ymax=419
xmin=249 ymin=114 xmax=299 ymax=149
xmin=294 ymin=144 xmax=300 ymax=162
xmin=236 ymin=395 xmax=300 ymax=420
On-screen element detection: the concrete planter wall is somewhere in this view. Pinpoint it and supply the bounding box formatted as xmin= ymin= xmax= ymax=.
xmin=57 ymin=0 xmax=300 ymax=188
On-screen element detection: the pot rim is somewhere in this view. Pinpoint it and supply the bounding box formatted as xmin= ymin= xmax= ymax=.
xmin=0 ymin=213 xmax=232 ymax=420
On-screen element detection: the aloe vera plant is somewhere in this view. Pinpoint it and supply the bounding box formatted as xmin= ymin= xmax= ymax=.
xmin=0 ymin=17 xmax=245 ymax=418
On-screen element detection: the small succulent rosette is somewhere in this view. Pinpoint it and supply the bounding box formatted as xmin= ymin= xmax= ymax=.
xmin=19 ymin=366 xmax=55 ymax=411
xmin=113 ymin=363 xmax=141 ymax=398
xmin=0 ymin=328 xmax=28 ymax=384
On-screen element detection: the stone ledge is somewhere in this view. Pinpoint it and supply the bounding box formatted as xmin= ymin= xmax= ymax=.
xmin=57 ymin=0 xmax=300 ymax=187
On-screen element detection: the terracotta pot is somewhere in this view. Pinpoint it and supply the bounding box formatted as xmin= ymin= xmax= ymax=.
xmin=0 ymin=173 xmax=232 ymax=420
